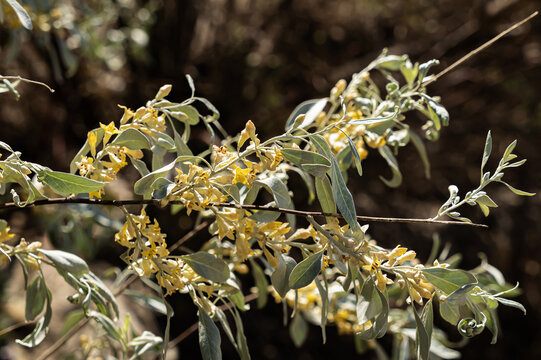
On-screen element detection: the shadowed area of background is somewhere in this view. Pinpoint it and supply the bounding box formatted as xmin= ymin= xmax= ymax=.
xmin=0 ymin=0 xmax=540 ymax=358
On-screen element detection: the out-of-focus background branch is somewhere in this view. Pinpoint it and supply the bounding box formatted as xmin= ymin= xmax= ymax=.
xmin=0 ymin=0 xmax=539 ymax=359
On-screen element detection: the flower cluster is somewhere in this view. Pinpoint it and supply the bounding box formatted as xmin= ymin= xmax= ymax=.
xmin=0 ymin=224 xmax=42 ymax=268
xmin=114 ymin=209 xmax=210 ymax=295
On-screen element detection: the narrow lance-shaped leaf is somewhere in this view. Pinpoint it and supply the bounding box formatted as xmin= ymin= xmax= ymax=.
xmin=288 ymin=251 xmax=324 ymax=289
xmin=16 ymin=287 xmax=52 ymax=347
xmin=183 ymin=252 xmax=230 ymax=283
xmin=422 ymin=94 xmax=449 ymax=130
xmin=271 ymin=254 xmax=297 ymax=298
xmin=315 ymin=175 xmax=336 ymax=215
xmin=422 ymin=268 xmax=477 ymax=295
xmin=348 ymin=107 xmax=400 ymax=125
xmin=310 ymin=135 xmax=360 ymax=231
xmin=25 ymin=275 xmax=47 ymax=321
xmin=250 ymin=261 xmax=269 ymax=309
xmin=198 ymin=307 xmax=222 ymax=360
xmin=281 ymin=148 xmax=331 ymax=168
xmin=289 ymin=314 xmax=309 ymax=347
xmin=5 ymin=0 xmax=32 ymax=30
xmin=38 ymin=170 xmax=107 ymax=196
xmin=285 ymin=98 xmax=327 ymax=130
xmin=39 ymin=249 xmax=89 ymax=274
xmin=481 ymin=131 xmax=492 ymax=175
xmin=409 ymin=130 xmax=431 ymax=179
xmin=377 ymin=145 xmax=402 ymax=188
xmin=413 ymin=302 xmax=431 ymax=360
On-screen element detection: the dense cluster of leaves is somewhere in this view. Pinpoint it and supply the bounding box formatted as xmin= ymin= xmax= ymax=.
xmin=0 ymin=47 xmax=534 ymax=360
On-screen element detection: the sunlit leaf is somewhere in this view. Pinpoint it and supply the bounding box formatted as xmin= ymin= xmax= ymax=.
xmin=288 ymin=251 xmax=323 ymax=289
xmin=39 ymin=170 xmax=107 ymax=196
xmin=422 ymin=268 xmax=477 ymax=295
xmin=39 ymin=249 xmax=89 ymax=274
xmin=112 ymin=128 xmax=150 ymax=150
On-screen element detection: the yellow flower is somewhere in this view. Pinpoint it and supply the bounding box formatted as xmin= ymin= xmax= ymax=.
xmin=118 ymin=105 xmax=134 ymax=124
xmin=238 ymin=120 xmax=256 ymax=149
xmin=0 ymin=226 xmax=15 ymax=244
xmin=233 ymin=166 xmax=253 ymax=186
xmin=100 ymin=122 xmax=119 ymax=144
xmin=88 ymin=131 xmax=98 ymax=157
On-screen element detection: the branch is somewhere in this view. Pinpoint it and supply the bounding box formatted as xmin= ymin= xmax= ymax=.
xmin=423 ymin=11 xmax=538 ymax=86
xmin=0 ymin=75 xmax=55 ymax=93
xmin=0 ymin=197 xmax=488 ymax=228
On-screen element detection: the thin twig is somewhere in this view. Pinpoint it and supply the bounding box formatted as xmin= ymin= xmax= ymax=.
xmin=34 ymin=223 xmax=209 ymax=360
xmin=169 ymin=221 xmax=209 ymax=253
xmin=168 ymin=293 xmax=259 ymax=349
xmin=423 ymin=11 xmax=538 ymax=86
xmin=0 ymin=197 xmax=488 ymax=228
xmin=0 ymin=75 xmax=55 ymax=93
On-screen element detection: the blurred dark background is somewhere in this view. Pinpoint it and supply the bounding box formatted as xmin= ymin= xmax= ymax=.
xmin=1 ymin=0 xmax=540 ymax=359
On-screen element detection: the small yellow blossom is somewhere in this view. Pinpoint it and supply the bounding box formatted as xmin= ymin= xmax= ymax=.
xmin=100 ymin=122 xmax=119 ymax=144
xmin=88 ymin=131 xmax=98 ymax=157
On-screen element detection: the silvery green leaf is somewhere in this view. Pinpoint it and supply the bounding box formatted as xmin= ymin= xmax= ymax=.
xmin=400 ymin=60 xmax=419 ymax=85
xmin=310 ymin=135 xmax=360 ymax=231
xmin=186 ymin=74 xmax=195 ymax=97
xmin=481 ymin=131 xmax=492 ymax=174
xmin=289 ymin=314 xmax=309 ymax=347
xmin=356 ymin=277 xmax=382 ymax=325
xmin=374 ymin=54 xmax=406 ymax=71
xmin=25 ymin=275 xmax=47 ymax=321
xmin=125 ymin=292 xmax=167 ymax=315
xmin=422 ymin=268 xmax=477 ymax=295
xmin=377 ymin=145 xmax=402 ymax=188
xmin=5 ymin=0 xmax=32 ymax=30
xmin=183 ymin=252 xmax=230 ymax=283
xmin=16 ymin=287 xmax=52 ymax=347
xmin=39 ymin=249 xmax=89 ymax=274
xmin=495 ymin=297 xmax=526 ymax=315
xmin=167 ymin=105 xmax=200 ymax=125
xmin=408 ymin=130 xmax=431 ymax=179
xmin=251 ymin=261 xmax=269 ymax=309
xmin=281 ymin=148 xmax=330 ymax=168
xmin=502 ymin=140 xmax=517 ymax=162
xmin=112 ymin=128 xmax=150 ymax=150
xmin=315 ymin=175 xmax=336 ymax=215
xmin=229 ymin=291 xmax=246 ymax=311
xmin=38 ymin=170 xmax=107 ymax=196
xmin=288 ymin=251 xmax=323 ymax=289
xmin=440 ymin=301 xmax=460 ymax=325
xmin=422 ymin=94 xmax=449 ymax=130
xmin=497 ymin=181 xmax=535 ymax=196
xmin=348 ymin=107 xmax=399 ymax=125
xmin=231 ymin=308 xmax=250 ymax=360
xmin=271 ymin=254 xmax=297 ymax=298
xmin=413 ymin=301 xmax=431 ymax=360
xmin=198 ymin=307 xmax=222 ymax=360
xmin=285 ymin=98 xmax=327 ymax=130
xmin=418 ymin=59 xmax=440 ymax=83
